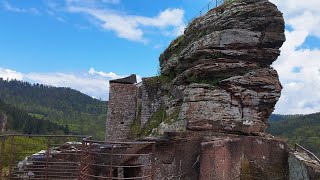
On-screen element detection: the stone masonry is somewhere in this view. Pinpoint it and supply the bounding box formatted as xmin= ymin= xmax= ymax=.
xmin=105 ymin=75 xmax=138 ymax=141
xmin=140 ymin=77 xmax=162 ymax=127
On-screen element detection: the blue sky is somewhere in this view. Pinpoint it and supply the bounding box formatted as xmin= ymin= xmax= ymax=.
xmin=0 ymin=0 xmax=209 ymax=75
xmin=0 ymin=0 xmax=320 ymax=114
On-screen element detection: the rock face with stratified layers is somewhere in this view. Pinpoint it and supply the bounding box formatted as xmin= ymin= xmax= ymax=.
xmin=156 ymin=0 xmax=285 ymax=135
xmin=104 ymin=1 xmax=320 ymax=179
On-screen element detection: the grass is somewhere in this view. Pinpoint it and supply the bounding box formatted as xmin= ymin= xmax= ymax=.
xmin=163 ymin=108 xmax=180 ymax=124
xmin=159 ymin=72 xmax=176 ymax=84
xmin=130 ymin=106 xmax=165 ymax=138
xmin=160 ymin=34 xmax=186 ymax=64
xmin=140 ymin=107 xmax=166 ymax=136
xmin=130 ymin=103 xmax=142 ymax=138
xmin=130 ymin=107 xmax=181 ymax=138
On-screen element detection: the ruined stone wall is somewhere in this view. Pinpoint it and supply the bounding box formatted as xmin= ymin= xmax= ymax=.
xmin=129 ymin=134 xmax=202 ymax=180
xmin=106 ymin=82 xmax=138 ymax=141
xmin=129 ymin=133 xmax=289 ymax=180
xmin=200 ymin=135 xmax=289 ymax=179
xmin=0 ymin=113 xmax=7 ymax=133
xmin=140 ymin=77 xmax=162 ymax=127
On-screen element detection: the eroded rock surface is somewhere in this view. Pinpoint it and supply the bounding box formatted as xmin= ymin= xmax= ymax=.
xmin=289 ymin=151 xmax=320 ymax=180
xmin=103 ymin=1 xmax=320 ymax=179
xmin=155 ymin=0 xmax=285 ymax=134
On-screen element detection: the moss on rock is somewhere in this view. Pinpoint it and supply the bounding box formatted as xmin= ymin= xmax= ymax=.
xmin=130 ymin=106 xmax=181 ymax=137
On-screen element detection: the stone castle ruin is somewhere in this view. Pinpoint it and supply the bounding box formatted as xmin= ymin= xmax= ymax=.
xmin=107 ymin=0 xmax=285 ymax=140
xmin=1 ymin=0 xmax=319 ymax=179
xmin=106 ymin=74 xmax=138 ymax=141
xmin=105 ymin=0 xmax=320 ymax=179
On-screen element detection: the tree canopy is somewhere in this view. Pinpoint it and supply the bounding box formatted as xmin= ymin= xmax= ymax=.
xmin=0 ymin=78 xmax=107 ymax=139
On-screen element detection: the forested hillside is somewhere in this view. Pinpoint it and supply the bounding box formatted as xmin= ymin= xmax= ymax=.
xmin=268 ymin=113 xmax=320 ymax=157
xmin=0 ymin=99 xmax=69 ymax=134
xmin=0 ymin=78 xmax=107 ymax=139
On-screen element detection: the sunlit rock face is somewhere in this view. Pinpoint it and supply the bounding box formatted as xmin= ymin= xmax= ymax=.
xmin=158 ymin=0 xmax=285 ymax=134
xmin=104 ymin=1 xmax=298 ymax=179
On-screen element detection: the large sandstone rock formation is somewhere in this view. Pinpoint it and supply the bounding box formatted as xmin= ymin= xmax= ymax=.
xmin=104 ymin=0 xmax=320 ymax=179
xmin=153 ymin=0 xmax=285 ymax=135
xmin=105 ymin=0 xmax=302 ymax=179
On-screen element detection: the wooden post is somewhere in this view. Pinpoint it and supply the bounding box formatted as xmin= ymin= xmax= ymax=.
xmin=0 ymin=136 xmax=6 ymax=179
xmin=45 ymin=137 xmax=51 ymax=180
xmin=79 ymin=138 xmax=86 ymax=180
xmin=151 ymin=143 xmax=156 ymax=180
xmin=8 ymin=136 xmax=15 ymax=180
xmin=109 ymin=144 xmax=114 ymax=180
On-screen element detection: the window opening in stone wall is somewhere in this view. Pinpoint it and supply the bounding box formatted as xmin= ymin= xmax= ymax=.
xmin=124 ymin=166 xmax=142 ymax=180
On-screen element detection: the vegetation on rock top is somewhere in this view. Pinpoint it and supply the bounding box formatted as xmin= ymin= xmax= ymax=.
xmin=130 ymin=106 xmax=180 ymax=138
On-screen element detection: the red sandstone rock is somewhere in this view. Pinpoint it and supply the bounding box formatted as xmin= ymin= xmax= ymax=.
xmin=156 ymin=0 xmax=285 ymax=134
xmin=200 ymin=135 xmax=289 ymax=179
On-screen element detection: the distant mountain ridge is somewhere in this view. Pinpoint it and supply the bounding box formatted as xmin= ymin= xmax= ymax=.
xmin=0 ymin=78 xmax=107 ymax=139
xmin=0 ymin=99 xmax=69 ymax=134
xmin=268 ymin=112 xmax=320 ymax=157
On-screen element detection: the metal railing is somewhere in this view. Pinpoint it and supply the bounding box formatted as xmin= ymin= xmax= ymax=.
xmin=295 ymin=144 xmax=320 ymax=164
xmin=79 ymin=137 xmax=156 ymax=180
xmin=200 ymin=0 xmax=225 ymax=16
xmin=0 ymin=135 xmax=156 ymax=180
xmin=0 ymin=134 xmax=85 ymax=180
xmin=0 ymin=135 xmax=6 ymax=178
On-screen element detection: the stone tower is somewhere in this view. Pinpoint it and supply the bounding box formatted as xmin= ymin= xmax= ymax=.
xmin=105 ymin=74 xmax=138 ymax=141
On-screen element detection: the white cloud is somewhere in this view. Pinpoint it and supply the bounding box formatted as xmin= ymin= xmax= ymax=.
xmin=101 ymin=0 xmax=120 ymax=4
xmin=287 ymin=12 xmax=320 ymax=38
xmin=270 ymin=0 xmax=320 ymax=38
xmin=88 ymin=68 xmax=122 ymax=79
xmin=270 ymin=0 xmax=320 ymax=18
xmin=0 ymin=67 xmax=23 ymax=81
xmin=42 ymin=0 xmax=185 ymax=41
xmin=0 ymin=67 xmax=134 ymax=100
xmin=24 ymin=72 xmax=110 ymax=100
xmin=54 ymin=16 xmax=66 ymax=23
xmin=67 ymin=6 xmax=185 ymax=42
xmin=66 ymin=0 xmax=120 ymax=6
xmin=269 ymin=0 xmax=320 ymax=114
xmin=2 ymin=1 xmax=40 ymax=15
